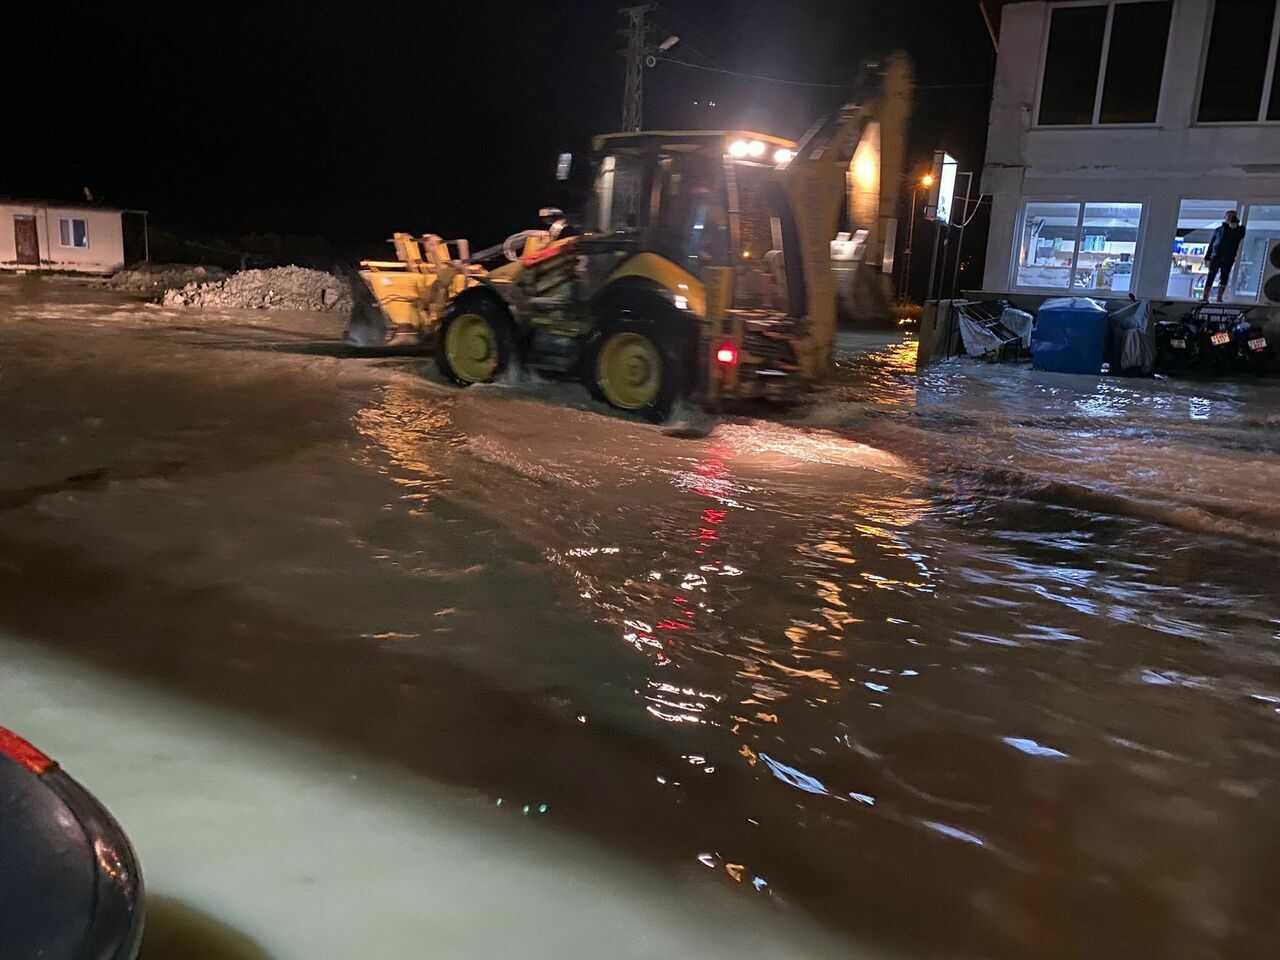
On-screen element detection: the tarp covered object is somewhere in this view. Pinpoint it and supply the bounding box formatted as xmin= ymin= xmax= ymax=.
xmin=1105 ymin=299 xmax=1155 ymax=374
xmin=1031 ymin=297 xmax=1108 ymax=374
xmin=958 ymin=313 xmax=1008 ymax=357
xmin=1001 ymin=307 xmax=1034 ymax=349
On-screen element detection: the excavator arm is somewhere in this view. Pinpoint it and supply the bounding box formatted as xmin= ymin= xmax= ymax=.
xmin=781 ymin=53 xmax=914 ymax=374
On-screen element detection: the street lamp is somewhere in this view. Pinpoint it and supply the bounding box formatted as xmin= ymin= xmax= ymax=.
xmin=900 ymin=172 xmax=936 ymax=302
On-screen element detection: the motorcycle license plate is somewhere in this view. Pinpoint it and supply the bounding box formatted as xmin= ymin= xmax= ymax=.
xmin=1170 ymin=339 xmax=1186 ymax=349
xmin=1249 ymin=337 xmax=1268 ymax=351
xmin=1210 ymin=331 xmax=1231 ymax=346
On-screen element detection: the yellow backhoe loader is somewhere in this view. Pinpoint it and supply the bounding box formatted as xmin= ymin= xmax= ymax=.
xmin=361 ymin=55 xmax=912 ymax=418
xmin=344 ymin=219 xmax=565 ymax=347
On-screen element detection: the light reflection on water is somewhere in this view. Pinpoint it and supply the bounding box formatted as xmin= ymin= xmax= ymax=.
xmin=351 ymin=383 xmax=459 ymax=511
xmin=354 ymin=366 xmax=1280 ymax=960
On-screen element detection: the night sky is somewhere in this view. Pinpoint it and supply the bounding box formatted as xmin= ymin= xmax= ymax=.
xmin=9 ymin=1 xmax=998 ymax=259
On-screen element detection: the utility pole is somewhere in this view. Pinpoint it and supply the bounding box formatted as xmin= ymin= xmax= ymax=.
xmin=900 ymin=183 xmax=920 ymax=303
xmin=620 ymin=3 xmax=654 ymax=131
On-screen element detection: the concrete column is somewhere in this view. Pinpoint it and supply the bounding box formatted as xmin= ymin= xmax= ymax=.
xmin=1136 ymin=0 xmax=1211 ymax=298
xmin=1135 ymin=188 xmax=1179 ymax=299
xmin=982 ymin=167 xmax=1023 ymax=292
xmin=1160 ymin=0 xmax=1211 ymax=130
xmin=979 ymin=2 xmax=1046 ymax=293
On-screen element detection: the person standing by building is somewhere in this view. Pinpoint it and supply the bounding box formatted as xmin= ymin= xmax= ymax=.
xmin=1202 ymin=210 xmax=1245 ymax=302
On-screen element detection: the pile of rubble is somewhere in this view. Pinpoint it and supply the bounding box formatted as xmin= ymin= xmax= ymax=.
xmin=161 ymin=266 xmax=352 ymax=312
xmin=108 ymin=263 xmax=228 ymax=295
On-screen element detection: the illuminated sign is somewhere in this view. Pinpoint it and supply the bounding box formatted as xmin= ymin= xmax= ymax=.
xmin=556 ymin=152 xmax=573 ymax=181
xmin=924 ymin=151 xmax=958 ymax=224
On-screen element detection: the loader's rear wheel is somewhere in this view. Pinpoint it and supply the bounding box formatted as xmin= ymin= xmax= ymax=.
xmin=437 ymin=300 xmax=514 ymax=386
xmin=588 ymin=321 xmax=686 ymax=422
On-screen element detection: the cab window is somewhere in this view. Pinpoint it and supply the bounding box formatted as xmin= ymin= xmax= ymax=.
xmin=732 ymin=163 xmax=800 ymax=314
xmin=592 ymin=154 xmax=647 ymax=232
xmin=647 ymin=153 xmax=729 ymax=277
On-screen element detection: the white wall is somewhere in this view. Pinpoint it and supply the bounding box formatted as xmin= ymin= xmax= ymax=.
xmin=980 ymin=0 xmax=1280 ymax=299
xmin=0 ymin=202 xmax=126 ymax=274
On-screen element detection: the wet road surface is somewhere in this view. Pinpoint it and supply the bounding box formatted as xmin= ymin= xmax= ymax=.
xmin=2 ymin=276 xmax=1280 ymax=959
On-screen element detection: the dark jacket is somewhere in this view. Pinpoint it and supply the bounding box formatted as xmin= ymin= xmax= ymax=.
xmin=1206 ymin=222 xmax=1245 ymax=266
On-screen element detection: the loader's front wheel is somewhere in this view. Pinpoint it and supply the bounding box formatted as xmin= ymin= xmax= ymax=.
xmin=589 ymin=321 xmax=686 ymax=422
xmin=437 ymin=299 xmax=514 ymax=386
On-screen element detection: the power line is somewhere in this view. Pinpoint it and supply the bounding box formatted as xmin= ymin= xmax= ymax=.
xmin=656 ymin=55 xmax=991 ymax=92
xmin=650 ymin=2 xmax=991 ymax=97
xmin=656 ymin=55 xmax=847 ymax=88
xmin=651 ymin=3 xmax=727 ymax=67
xmin=663 ymin=37 xmax=726 ymax=71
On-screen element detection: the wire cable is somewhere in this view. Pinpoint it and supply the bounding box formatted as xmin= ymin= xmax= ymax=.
xmin=656 ymin=55 xmax=845 ymax=88
xmin=651 ymin=4 xmax=729 ymax=66
xmin=656 ymin=54 xmax=990 ymax=92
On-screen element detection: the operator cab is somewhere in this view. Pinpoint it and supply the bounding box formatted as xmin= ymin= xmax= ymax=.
xmin=585 ymin=131 xmax=805 ymax=318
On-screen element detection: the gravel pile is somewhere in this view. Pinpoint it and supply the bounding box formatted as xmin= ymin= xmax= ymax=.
xmin=108 ymin=263 xmax=228 ymax=294
xmin=162 ymin=266 xmax=351 ymax=312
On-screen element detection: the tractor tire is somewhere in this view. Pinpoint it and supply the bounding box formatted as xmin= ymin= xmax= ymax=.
xmin=586 ymin=318 xmax=688 ymax=422
xmin=436 ymin=296 xmax=517 ymax=387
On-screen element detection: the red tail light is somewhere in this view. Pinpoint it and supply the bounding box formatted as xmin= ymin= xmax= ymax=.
xmin=715 ymin=344 xmax=739 ymax=365
xmin=0 ymin=727 xmax=55 ymax=774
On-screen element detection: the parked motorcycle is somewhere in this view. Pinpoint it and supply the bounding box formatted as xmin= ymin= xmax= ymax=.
xmin=1153 ymin=309 xmax=1201 ymax=371
xmin=1197 ymin=305 xmax=1273 ymax=376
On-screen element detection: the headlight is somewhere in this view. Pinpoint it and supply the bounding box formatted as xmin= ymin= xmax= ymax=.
xmin=728 ymin=139 xmax=750 ymax=159
xmin=747 ymin=140 xmax=766 ymax=158
xmin=773 ymin=148 xmax=794 ymax=166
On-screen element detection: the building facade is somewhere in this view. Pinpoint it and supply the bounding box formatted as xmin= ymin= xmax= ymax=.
xmin=981 ymin=0 xmax=1280 ymax=303
xmin=1 ymin=201 xmax=126 ymax=275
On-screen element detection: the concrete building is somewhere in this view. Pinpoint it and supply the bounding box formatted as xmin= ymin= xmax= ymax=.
xmin=1 ymin=200 xmax=128 ymax=275
xmin=980 ymin=0 xmax=1280 ymax=305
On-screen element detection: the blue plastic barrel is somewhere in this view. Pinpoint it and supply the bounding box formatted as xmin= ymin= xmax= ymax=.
xmin=1031 ymin=297 xmax=1108 ymax=374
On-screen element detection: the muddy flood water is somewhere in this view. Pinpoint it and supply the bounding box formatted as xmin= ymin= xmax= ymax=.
xmin=3 ymin=276 xmax=1280 ymax=960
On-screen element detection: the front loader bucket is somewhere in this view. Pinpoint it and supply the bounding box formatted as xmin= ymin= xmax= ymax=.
xmin=343 ymin=269 xmax=432 ymax=349
xmin=343 ymin=270 xmax=389 ymax=347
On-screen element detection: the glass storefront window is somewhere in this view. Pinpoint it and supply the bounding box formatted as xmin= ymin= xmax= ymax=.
xmin=1077 ymin=203 xmax=1141 ymax=292
xmin=1016 ymin=201 xmax=1080 ymax=289
xmin=1166 ymin=200 xmax=1241 ymax=299
xmin=1015 ymin=201 xmax=1142 ymax=291
xmin=1234 ymin=204 xmax=1280 ymax=300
